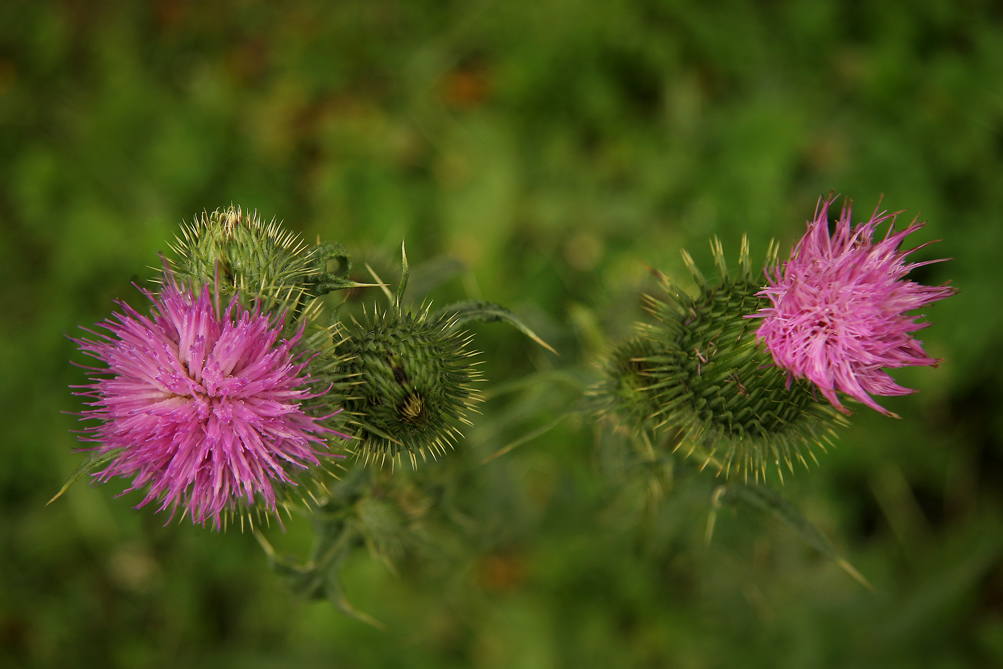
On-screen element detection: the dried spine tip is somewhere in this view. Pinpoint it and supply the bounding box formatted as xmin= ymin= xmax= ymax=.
xmin=336 ymin=304 xmax=482 ymax=468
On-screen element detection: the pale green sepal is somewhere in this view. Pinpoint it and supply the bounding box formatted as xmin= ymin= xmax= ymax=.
xmin=394 ymin=241 xmax=409 ymax=309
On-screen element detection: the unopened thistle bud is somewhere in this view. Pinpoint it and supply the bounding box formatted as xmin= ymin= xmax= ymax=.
xmin=170 ymin=206 xmax=343 ymax=315
xmin=608 ymin=237 xmax=845 ymax=481
xmin=336 ymin=305 xmax=482 ymax=467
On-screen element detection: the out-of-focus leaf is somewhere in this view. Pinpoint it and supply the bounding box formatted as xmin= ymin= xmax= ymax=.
xmin=47 ymin=451 xmax=117 ymax=505
xmin=432 ymin=300 xmax=557 ymax=354
xmin=405 ymin=256 xmax=466 ymax=301
xmin=326 ymin=574 xmax=386 ymax=630
xmin=482 ymin=415 xmax=566 ymax=464
xmin=724 ymin=483 xmax=873 ymax=590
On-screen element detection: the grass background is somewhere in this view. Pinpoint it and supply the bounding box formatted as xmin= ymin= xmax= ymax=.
xmin=2 ymin=0 xmax=1002 ymax=666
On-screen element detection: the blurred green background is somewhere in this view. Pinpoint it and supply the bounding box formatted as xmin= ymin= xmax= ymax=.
xmin=2 ymin=0 xmax=1002 ymax=666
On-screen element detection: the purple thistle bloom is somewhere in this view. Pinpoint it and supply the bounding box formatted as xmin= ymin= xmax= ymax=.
xmin=74 ymin=279 xmax=342 ymax=529
xmin=754 ymin=196 xmax=955 ymax=417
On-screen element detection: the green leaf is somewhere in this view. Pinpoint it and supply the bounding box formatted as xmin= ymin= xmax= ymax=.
xmin=317 ymin=242 xmax=352 ymax=277
xmin=432 ymin=300 xmax=557 ymax=354
xmin=325 ymin=574 xmax=386 ymax=630
xmin=261 ymin=520 xmax=385 ymax=630
xmin=405 ymin=256 xmax=466 ymax=302
xmin=482 ymin=415 xmax=566 ymax=464
xmin=724 ymin=483 xmax=873 ymax=590
xmin=310 ymin=275 xmax=382 ymax=295
xmin=394 ymin=241 xmax=409 ymax=308
xmin=307 ymin=242 xmax=382 ymax=296
xmin=47 ymin=450 xmax=118 ymax=506
xmin=254 ymin=529 xmax=327 ymax=598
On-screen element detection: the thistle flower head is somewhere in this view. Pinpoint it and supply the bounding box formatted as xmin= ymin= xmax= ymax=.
xmin=336 ymin=304 xmax=482 ymax=468
xmin=632 ymin=237 xmax=845 ymax=480
xmin=74 ymin=278 xmax=344 ymax=529
xmin=754 ymin=197 xmax=955 ymax=416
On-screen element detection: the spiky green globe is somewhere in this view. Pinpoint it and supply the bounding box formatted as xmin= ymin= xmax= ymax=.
xmin=337 ymin=307 xmax=481 ymax=467
xmin=641 ymin=238 xmax=846 ymax=480
xmin=170 ymin=206 xmax=317 ymax=313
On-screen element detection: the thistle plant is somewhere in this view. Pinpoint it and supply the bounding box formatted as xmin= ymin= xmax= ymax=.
xmin=56 ymin=195 xmax=953 ymax=618
xmin=599 ymin=197 xmax=953 ymax=480
xmin=592 ymin=195 xmax=953 ymax=588
xmin=60 ymin=208 xmax=553 ymax=624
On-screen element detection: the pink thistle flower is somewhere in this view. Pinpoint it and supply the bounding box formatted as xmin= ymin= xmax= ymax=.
xmin=754 ymin=196 xmax=955 ymax=417
xmin=74 ymin=279 xmax=343 ymax=529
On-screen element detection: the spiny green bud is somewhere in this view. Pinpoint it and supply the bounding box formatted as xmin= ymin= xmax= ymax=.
xmin=596 ymin=335 xmax=667 ymax=430
xmin=631 ymin=237 xmax=845 ymax=481
xmin=169 ymin=206 xmax=357 ymax=315
xmin=171 ymin=206 xmax=312 ymax=300
xmin=355 ymin=477 xmax=432 ymax=566
xmin=336 ymin=304 xmax=482 ymax=468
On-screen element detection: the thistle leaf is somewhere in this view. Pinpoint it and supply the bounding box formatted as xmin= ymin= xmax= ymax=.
xmin=310 ymin=274 xmax=383 ymax=295
xmin=394 ymin=241 xmax=409 ymax=309
xmin=433 ymin=300 xmax=557 ymax=354
xmin=405 ymin=256 xmax=466 ymax=302
xmin=47 ymin=450 xmax=118 ymax=505
xmin=482 ymin=415 xmax=566 ymax=464
xmin=317 ymin=241 xmax=352 ymax=277
xmin=325 ymin=575 xmax=386 ymax=630
xmin=255 ymin=521 xmax=383 ymax=629
xmin=253 ymin=529 xmax=327 ymax=597
xmin=724 ymin=483 xmax=873 ymax=590
xmin=308 ymin=242 xmax=385 ymax=296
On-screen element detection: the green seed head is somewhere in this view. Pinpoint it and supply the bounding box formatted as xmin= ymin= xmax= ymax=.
xmin=336 ymin=305 xmax=482 ymax=468
xmin=641 ymin=237 xmax=846 ymax=481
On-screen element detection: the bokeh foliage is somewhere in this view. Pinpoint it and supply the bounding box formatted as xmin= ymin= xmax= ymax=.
xmin=2 ymin=0 xmax=1002 ymax=666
